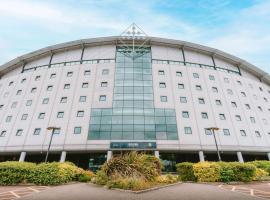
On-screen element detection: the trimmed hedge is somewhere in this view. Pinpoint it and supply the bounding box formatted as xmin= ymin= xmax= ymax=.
xmin=218 ymin=162 xmax=256 ymax=182
xmin=176 ymin=161 xmax=263 ymax=182
xmin=0 ymin=161 xmax=93 ymax=185
xmin=176 ymin=162 xmax=197 ymax=181
xmin=193 ymin=162 xmax=220 ymax=182
xmin=0 ymin=162 xmax=36 ymax=185
xmin=247 ymin=161 xmax=270 ymax=175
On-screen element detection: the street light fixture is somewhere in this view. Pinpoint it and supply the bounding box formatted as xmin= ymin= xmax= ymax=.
xmin=45 ymin=126 xmax=60 ymax=162
xmin=206 ymin=127 xmax=221 ymax=162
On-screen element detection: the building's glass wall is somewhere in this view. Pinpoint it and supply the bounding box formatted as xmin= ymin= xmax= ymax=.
xmin=88 ymin=47 xmax=178 ymax=140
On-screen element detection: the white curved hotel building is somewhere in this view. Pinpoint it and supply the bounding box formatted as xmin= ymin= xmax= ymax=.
xmin=0 ymin=25 xmax=270 ymax=170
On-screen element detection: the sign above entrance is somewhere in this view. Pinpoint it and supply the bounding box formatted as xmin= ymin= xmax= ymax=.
xmin=110 ymin=142 xmax=157 ymax=149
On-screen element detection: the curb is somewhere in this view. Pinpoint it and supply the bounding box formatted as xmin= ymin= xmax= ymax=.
xmin=108 ymin=182 xmax=182 ymax=194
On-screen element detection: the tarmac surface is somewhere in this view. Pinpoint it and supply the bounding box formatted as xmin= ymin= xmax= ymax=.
xmin=14 ymin=182 xmax=266 ymax=200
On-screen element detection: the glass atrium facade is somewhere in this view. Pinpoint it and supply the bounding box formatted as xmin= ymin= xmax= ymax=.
xmin=88 ymin=47 xmax=178 ymax=140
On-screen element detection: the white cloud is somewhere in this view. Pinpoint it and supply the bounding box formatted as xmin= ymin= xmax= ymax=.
xmin=205 ymin=1 xmax=270 ymax=73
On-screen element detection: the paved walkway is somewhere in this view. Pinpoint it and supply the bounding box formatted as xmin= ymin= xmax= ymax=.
xmin=17 ymin=183 xmax=262 ymax=200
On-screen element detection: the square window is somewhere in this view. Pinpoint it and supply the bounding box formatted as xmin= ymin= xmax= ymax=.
xmin=224 ymin=77 xmax=229 ymax=83
xmin=16 ymin=90 xmax=22 ymax=95
xmin=158 ymin=70 xmax=165 ymax=75
xmin=42 ymin=98 xmax=49 ymax=104
xmin=11 ymin=102 xmax=17 ymax=108
xmin=245 ymin=104 xmax=251 ymax=109
xmin=38 ymin=113 xmax=45 ymax=119
xmin=16 ymin=129 xmax=23 ymax=136
xmin=198 ymin=98 xmax=205 ymax=104
xmin=9 ymin=81 xmax=13 ymax=86
xmin=250 ymin=117 xmax=256 ymax=123
xmin=227 ymin=89 xmax=233 ymax=95
xmin=223 ymin=129 xmax=230 ymax=136
xmin=240 ymin=130 xmax=246 ymax=136
xmin=77 ymin=111 xmax=84 ymax=117
xmin=205 ymin=129 xmax=212 ymax=135
xmin=60 ymin=97 xmax=67 ymax=103
xmin=255 ymin=131 xmax=261 ymax=138
xmin=57 ymin=112 xmax=64 ymax=118
xmin=99 ymin=95 xmax=106 ymax=101
xmin=182 ymin=111 xmax=189 ymax=118
xmin=74 ymin=127 xmax=81 ymax=134
xmin=237 ymin=80 xmax=242 ymax=85
xmin=235 ymin=115 xmax=241 ymax=121
xmin=0 ymin=105 xmax=4 ymax=110
xmin=102 ymin=69 xmax=109 ymax=75
xmin=212 ymin=87 xmax=218 ymax=93
xmin=50 ymin=73 xmax=56 ymax=79
xmin=33 ymin=128 xmax=41 ymax=135
xmin=176 ymin=71 xmax=182 ymax=77
xmin=26 ymin=100 xmax=32 ymax=106
xmin=201 ymin=112 xmax=208 ymax=119
xmin=53 ymin=128 xmax=61 ymax=134
xmin=101 ymin=82 xmax=108 ymax=87
xmin=209 ymin=75 xmax=215 ymax=80
xmin=184 ymin=127 xmax=192 ymax=134
xmin=79 ymin=96 xmax=86 ymax=102
xmin=180 ymin=97 xmax=187 ymax=103
xmin=64 ymin=84 xmax=70 ymax=89
xmin=258 ymin=106 xmax=263 ymax=112
xmin=84 ymin=70 xmax=91 ymax=76
xmin=241 ymin=92 xmax=246 ymax=97
xmin=67 ymin=72 xmax=73 ymax=77
xmin=31 ymin=88 xmax=37 ymax=93
xmin=178 ymin=83 xmax=184 ymax=89
xmin=21 ymin=114 xmax=28 ymax=120
xmin=193 ymin=73 xmax=199 ymax=78
xmin=160 ymin=96 xmax=167 ymax=102
xmin=21 ymin=78 xmax=26 ymax=83
xmin=159 ymin=82 xmax=166 ymax=88
xmin=6 ymin=116 xmax=12 ymax=122
xmin=0 ymin=130 xmax=6 ymax=137
xmin=47 ymin=85 xmax=53 ymax=91
xmin=231 ymin=102 xmax=237 ymax=107
xmin=82 ymin=82 xmax=89 ymax=88
xmin=35 ymin=76 xmax=41 ymax=81
xmin=195 ymin=85 xmax=202 ymax=90
xmin=216 ymin=100 xmax=222 ymax=106
xmin=219 ymin=114 xmax=226 ymax=120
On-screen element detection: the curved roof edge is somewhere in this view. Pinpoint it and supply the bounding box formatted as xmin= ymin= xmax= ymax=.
xmin=0 ymin=36 xmax=269 ymax=85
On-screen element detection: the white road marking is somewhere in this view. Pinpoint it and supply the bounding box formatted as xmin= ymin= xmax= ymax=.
xmin=231 ymin=186 xmax=236 ymax=191
xmin=27 ymin=187 xmax=40 ymax=192
xmin=9 ymin=191 xmax=20 ymax=198
xmin=250 ymin=189 xmax=254 ymax=196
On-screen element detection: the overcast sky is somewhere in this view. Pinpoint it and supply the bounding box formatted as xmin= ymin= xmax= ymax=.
xmin=0 ymin=0 xmax=269 ymax=73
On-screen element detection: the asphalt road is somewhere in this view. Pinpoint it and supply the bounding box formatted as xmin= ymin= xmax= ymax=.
xmin=19 ymin=183 xmax=262 ymax=200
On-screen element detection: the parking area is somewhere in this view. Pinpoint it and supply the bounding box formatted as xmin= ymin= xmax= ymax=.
xmin=219 ymin=182 xmax=270 ymax=199
xmin=0 ymin=186 xmax=50 ymax=200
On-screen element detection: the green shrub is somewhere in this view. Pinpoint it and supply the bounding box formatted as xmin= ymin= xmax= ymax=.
xmin=0 ymin=161 xmax=92 ymax=185
xmin=0 ymin=161 xmax=36 ymax=185
xmin=102 ymin=151 xmax=162 ymax=182
xmin=230 ymin=163 xmax=256 ymax=182
xmin=176 ymin=162 xmax=196 ymax=181
xmin=217 ymin=162 xmax=256 ymax=182
xmin=193 ymin=162 xmax=220 ymax=182
xmin=253 ymin=168 xmax=269 ymax=181
xmin=107 ymin=175 xmax=150 ymax=191
xmin=156 ymin=174 xmax=179 ymax=184
xmin=248 ymin=161 xmax=270 ymax=175
xmin=92 ymin=170 xmax=109 ymax=185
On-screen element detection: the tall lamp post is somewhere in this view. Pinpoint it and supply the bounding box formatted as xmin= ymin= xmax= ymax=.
xmin=45 ymin=126 xmax=60 ymax=162
xmin=206 ymin=127 xmax=221 ymax=162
